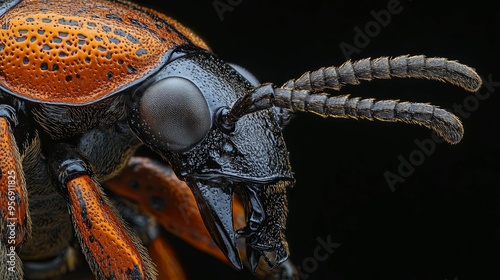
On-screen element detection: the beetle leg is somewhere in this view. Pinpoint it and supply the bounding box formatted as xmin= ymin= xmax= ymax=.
xmin=104 ymin=156 xmax=299 ymax=279
xmin=147 ymin=236 xmax=187 ymax=280
xmin=0 ymin=105 xmax=30 ymax=279
xmin=104 ymin=157 xmax=233 ymax=264
xmin=111 ymin=195 xmax=188 ymax=280
xmin=48 ymin=144 xmax=156 ymax=280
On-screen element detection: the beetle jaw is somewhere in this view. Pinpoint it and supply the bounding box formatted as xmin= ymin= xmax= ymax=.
xmin=237 ymin=181 xmax=291 ymax=273
xmin=186 ymin=177 xmax=292 ymax=273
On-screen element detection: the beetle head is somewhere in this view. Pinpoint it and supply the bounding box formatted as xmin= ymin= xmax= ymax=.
xmin=128 ymin=46 xmax=482 ymax=273
xmin=128 ymin=46 xmax=294 ymax=271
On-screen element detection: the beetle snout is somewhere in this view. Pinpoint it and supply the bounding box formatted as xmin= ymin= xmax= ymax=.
xmin=235 ymin=180 xmax=292 ymax=273
xmin=185 ymin=174 xmax=293 ymax=272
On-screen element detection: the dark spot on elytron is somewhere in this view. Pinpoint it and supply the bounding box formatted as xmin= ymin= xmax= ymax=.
xmin=128 ymin=180 xmax=139 ymax=189
xmin=30 ymin=37 xmax=36 ymax=43
xmin=126 ymin=34 xmax=140 ymax=44
xmin=106 ymin=13 xmax=123 ymax=22
xmin=37 ymin=29 xmax=45 ymax=35
xmin=42 ymin=18 xmax=52 ymax=23
xmin=95 ymin=36 xmax=102 ymax=42
xmin=87 ymin=22 xmax=97 ymax=27
xmin=2 ymin=24 xmax=8 ymax=30
xmin=107 ymin=72 xmax=113 ymax=80
xmin=42 ymin=44 xmax=51 ymax=51
xmin=58 ymin=18 xmax=79 ymax=27
xmin=78 ymin=7 xmax=89 ymax=13
xmin=23 ymin=57 xmax=29 ymax=65
xmin=0 ymin=44 xmax=3 ymax=51
xmin=15 ymin=36 xmax=27 ymax=43
xmin=76 ymin=73 xmax=81 ymax=79
xmin=58 ymin=32 xmax=68 ymax=37
xmin=40 ymin=62 xmax=48 ymax=70
xmin=102 ymin=26 xmax=111 ymax=33
xmin=105 ymin=53 xmax=112 ymax=59
xmin=128 ymin=18 xmax=148 ymax=29
xmin=18 ymin=29 xmax=28 ymax=35
xmin=52 ymin=64 xmax=59 ymax=71
xmin=85 ymin=57 xmax=91 ymax=63
xmin=59 ymin=52 xmax=67 ymax=58
xmin=155 ymin=23 xmax=163 ymax=29
xmin=97 ymin=46 xmax=106 ymax=52
xmin=65 ymin=75 xmax=72 ymax=82
xmin=26 ymin=18 xmax=35 ymax=22
xmin=113 ymin=29 xmax=126 ymax=37
xmin=77 ymin=34 xmax=87 ymax=40
xmin=52 ymin=37 xmax=62 ymax=44
xmin=117 ymin=59 xmax=124 ymax=65
xmin=78 ymin=40 xmax=85 ymax=46
xmin=108 ymin=37 xmax=120 ymax=44
xmin=149 ymin=195 xmax=165 ymax=210
xmin=126 ymin=65 xmax=137 ymax=74
xmin=135 ymin=49 xmax=147 ymax=57
xmin=167 ymin=21 xmax=180 ymax=31
xmin=89 ymin=235 xmax=95 ymax=243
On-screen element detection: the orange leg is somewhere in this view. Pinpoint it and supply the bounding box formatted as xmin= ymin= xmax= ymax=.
xmin=49 ymin=144 xmax=156 ymax=279
xmin=104 ymin=157 xmax=243 ymax=266
xmin=67 ymin=175 xmax=154 ymax=279
xmin=0 ymin=116 xmax=30 ymax=246
xmin=0 ymin=107 xmax=30 ymax=279
xmin=104 ymin=157 xmax=299 ymax=279
xmin=147 ymin=236 xmax=187 ymax=280
xmin=109 ymin=193 xmax=188 ymax=280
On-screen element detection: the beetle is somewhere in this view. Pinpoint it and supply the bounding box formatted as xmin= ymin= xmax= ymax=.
xmin=0 ymin=0 xmax=482 ymax=279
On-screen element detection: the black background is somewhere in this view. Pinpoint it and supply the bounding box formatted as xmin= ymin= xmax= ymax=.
xmin=125 ymin=1 xmax=498 ymax=279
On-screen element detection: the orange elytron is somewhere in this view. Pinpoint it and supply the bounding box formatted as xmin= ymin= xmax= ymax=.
xmin=0 ymin=0 xmax=207 ymax=104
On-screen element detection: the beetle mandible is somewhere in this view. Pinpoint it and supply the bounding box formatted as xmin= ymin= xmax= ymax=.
xmin=0 ymin=0 xmax=482 ymax=279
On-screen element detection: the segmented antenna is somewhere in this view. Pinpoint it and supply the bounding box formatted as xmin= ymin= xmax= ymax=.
xmin=221 ymin=56 xmax=482 ymax=145
xmin=282 ymin=55 xmax=481 ymax=93
xmin=273 ymin=88 xmax=463 ymax=144
xmin=222 ymin=84 xmax=463 ymax=144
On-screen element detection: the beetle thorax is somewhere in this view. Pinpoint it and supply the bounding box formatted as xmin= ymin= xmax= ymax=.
xmin=30 ymin=95 xmax=128 ymax=140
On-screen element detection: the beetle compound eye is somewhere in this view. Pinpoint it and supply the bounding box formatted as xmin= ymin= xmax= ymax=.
xmin=139 ymin=77 xmax=211 ymax=151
